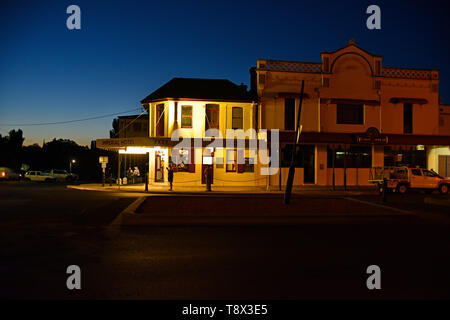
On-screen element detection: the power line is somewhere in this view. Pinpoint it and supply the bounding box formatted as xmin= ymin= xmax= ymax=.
xmin=0 ymin=108 xmax=145 ymax=126
xmin=112 ymin=108 xmax=148 ymax=138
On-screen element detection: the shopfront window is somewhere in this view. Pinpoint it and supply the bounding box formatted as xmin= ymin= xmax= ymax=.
xmin=327 ymin=146 xmax=372 ymax=168
xmin=170 ymin=148 xmax=195 ymax=172
xmin=383 ymin=146 xmax=426 ymax=168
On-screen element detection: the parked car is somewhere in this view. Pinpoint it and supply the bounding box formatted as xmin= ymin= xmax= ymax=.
xmin=0 ymin=167 xmax=20 ymax=180
xmin=24 ymin=171 xmax=57 ymax=182
xmin=370 ymin=166 xmax=450 ymax=195
xmin=45 ymin=169 xmax=78 ymax=182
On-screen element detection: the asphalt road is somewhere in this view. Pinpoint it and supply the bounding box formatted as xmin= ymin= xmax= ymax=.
xmin=0 ymin=182 xmax=449 ymax=300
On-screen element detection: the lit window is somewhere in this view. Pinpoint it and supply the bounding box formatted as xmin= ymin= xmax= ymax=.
xmin=205 ymin=104 xmax=219 ymax=130
xmin=232 ymin=107 xmax=243 ymax=129
xmin=181 ymin=106 xmax=193 ymax=128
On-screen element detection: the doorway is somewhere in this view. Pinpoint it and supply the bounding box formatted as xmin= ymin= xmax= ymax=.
xmin=202 ymin=149 xmax=214 ymax=184
xmin=302 ymin=145 xmax=315 ymax=184
xmin=155 ymin=152 xmax=164 ymax=182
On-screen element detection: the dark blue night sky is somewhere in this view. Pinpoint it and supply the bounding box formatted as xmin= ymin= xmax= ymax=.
xmin=1 ymin=0 xmax=449 ymax=145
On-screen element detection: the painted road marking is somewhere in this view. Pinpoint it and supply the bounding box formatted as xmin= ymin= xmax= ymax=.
xmin=344 ymin=197 xmax=412 ymax=215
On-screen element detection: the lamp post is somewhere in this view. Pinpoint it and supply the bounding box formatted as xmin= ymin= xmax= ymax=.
xmin=70 ymin=159 xmax=76 ymax=173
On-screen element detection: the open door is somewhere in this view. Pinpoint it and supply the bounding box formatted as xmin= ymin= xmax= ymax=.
xmin=202 ymin=149 xmax=214 ymax=184
xmin=155 ymin=152 xmax=164 ymax=182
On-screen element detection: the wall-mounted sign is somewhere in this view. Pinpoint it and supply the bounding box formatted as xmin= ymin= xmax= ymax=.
xmin=357 ymin=136 xmax=389 ymax=144
xmin=356 ymin=127 xmax=389 ymax=144
xmin=96 ymin=137 xmax=173 ymax=149
xmin=99 ymin=156 xmax=109 ymax=163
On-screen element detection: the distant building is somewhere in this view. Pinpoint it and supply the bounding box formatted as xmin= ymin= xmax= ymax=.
xmin=115 ymin=114 xmax=149 ymax=138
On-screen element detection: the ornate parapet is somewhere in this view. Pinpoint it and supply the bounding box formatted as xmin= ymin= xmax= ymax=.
xmin=258 ymin=60 xmax=322 ymax=73
xmin=381 ymin=67 xmax=439 ymax=80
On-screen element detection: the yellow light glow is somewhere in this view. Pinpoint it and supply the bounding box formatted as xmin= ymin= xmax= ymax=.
xmin=119 ymin=147 xmax=153 ymax=154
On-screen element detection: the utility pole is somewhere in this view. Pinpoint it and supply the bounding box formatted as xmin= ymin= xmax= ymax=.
xmin=145 ymin=152 xmax=149 ymax=192
xmin=284 ymin=80 xmax=305 ymax=204
xmin=332 ymin=145 xmax=335 ymax=191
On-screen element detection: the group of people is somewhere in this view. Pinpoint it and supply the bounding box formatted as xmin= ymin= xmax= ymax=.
xmin=126 ymin=166 xmax=140 ymax=184
xmin=166 ymin=164 xmax=212 ymax=191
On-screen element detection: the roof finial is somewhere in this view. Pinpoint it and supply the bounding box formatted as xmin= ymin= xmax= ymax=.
xmin=349 ymin=38 xmax=356 ymax=45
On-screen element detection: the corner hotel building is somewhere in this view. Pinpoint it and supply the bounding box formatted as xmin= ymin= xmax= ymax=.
xmin=97 ymin=40 xmax=450 ymax=187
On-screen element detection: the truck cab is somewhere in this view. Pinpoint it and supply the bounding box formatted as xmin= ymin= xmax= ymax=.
xmin=370 ymin=166 xmax=450 ymax=195
xmin=409 ymin=168 xmax=449 ymax=192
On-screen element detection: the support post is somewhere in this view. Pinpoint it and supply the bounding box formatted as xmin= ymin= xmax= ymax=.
xmin=124 ymin=154 xmax=127 ymax=180
xmin=145 ymin=152 xmax=149 ymax=192
xmin=332 ymin=145 xmax=335 ymax=191
xmin=117 ymin=152 xmax=121 ymax=190
xmin=344 ymin=145 xmax=347 ymax=191
xmin=279 ymin=167 xmax=282 ymax=191
xmin=381 ymin=178 xmax=387 ymax=203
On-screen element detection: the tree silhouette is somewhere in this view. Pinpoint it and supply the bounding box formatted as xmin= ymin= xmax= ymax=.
xmin=109 ymin=118 xmax=119 ymax=138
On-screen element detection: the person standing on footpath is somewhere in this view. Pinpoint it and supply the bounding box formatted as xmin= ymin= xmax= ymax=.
xmin=167 ymin=164 xmax=174 ymax=191
xmin=204 ymin=165 xmax=212 ymax=192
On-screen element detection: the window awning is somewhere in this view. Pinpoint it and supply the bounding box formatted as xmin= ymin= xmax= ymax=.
xmin=389 ymin=97 xmax=428 ymax=105
xmin=320 ymin=98 xmax=380 ymax=106
xmin=274 ymin=131 xmax=450 ymax=146
xmin=96 ymin=137 xmax=262 ymax=151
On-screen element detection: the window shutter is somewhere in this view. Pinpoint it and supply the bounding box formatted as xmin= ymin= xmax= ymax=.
xmin=237 ymin=149 xmax=244 ymax=173
xmin=189 ymin=148 xmax=195 ymax=173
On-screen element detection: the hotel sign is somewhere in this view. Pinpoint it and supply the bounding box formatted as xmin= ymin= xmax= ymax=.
xmin=357 ymin=136 xmax=388 ymax=144
xmin=356 ymin=127 xmax=388 ymax=145
xmin=96 ymin=137 xmax=173 ymax=149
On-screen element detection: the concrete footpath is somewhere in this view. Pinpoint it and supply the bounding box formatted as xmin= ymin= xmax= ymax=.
xmin=68 ymin=182 xmax=379 ymax=196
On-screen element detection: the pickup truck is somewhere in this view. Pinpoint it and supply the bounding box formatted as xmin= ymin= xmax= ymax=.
xmin=369 ymin=166 xmax=450 ymax=195
xmin=45 ymin=169 xmax=78 ymax=182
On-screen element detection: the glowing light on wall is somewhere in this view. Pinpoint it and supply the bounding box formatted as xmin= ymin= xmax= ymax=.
xmin=119 ymin=147 xmax=153 ymax=154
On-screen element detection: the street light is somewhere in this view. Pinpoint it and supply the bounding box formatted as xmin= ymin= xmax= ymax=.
xmin=70 ymin=159 xmax=76 ymax=173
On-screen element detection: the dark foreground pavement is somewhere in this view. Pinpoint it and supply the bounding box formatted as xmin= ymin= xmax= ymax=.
xmin=0 ymin=182 xmax=449 ymax=299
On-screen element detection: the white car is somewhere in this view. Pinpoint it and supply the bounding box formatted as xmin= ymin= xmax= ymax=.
xmin=24 ymin=171 xmax=57 ymax=182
